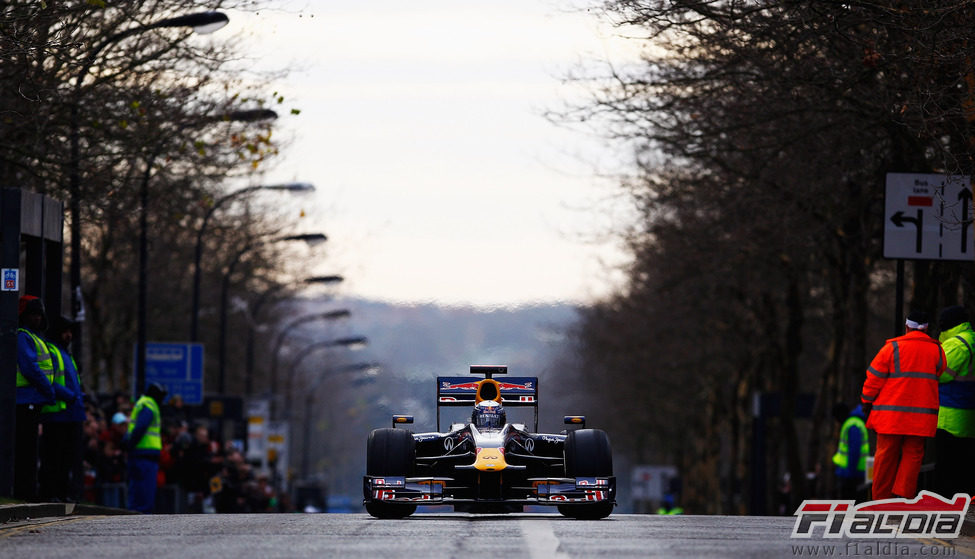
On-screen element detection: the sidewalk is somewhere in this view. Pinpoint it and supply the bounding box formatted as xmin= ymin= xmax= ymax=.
xmin=0 ymin=501 xmax=136 ymax=523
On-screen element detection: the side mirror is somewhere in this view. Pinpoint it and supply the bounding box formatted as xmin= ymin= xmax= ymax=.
xmin=392 ymin=415 xmax=414 ymax=428
xmin=563 ymin=416 xmax=586 ymax=429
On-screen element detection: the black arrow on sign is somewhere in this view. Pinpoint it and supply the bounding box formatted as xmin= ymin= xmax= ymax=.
xmin=960 ymin=188 xmax=972 ymax=253
xmin=891 ymin=209 xmax=923 ymax=253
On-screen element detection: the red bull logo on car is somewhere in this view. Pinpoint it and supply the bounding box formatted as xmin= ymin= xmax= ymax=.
xmin=442 ymin=381 xmax=481 ymax=391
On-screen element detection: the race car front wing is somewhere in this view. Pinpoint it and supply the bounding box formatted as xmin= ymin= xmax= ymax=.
xmin=363 ymin=475 xmax=616 ymax=505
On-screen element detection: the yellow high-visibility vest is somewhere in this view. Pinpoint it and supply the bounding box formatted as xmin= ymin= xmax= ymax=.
xmin=15 ymin=328 xmax=54 ymax=388
xmin=832 ymin=415 xmax=869 ymax=471
xmin=128 ymin=396 xmax=162 ymax=451
xmin=40 ymin=342 xmax=68 ymax=414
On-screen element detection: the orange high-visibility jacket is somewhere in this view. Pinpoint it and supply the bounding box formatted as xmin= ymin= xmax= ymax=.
xmin=861 ymin=330 xmax=946 ymax=437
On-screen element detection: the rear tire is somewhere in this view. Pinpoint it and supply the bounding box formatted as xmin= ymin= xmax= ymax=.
xmin=365 ymin=428 xmax=417 ymax=519
xmin=559 ymin=428 xmax=614 ymax=520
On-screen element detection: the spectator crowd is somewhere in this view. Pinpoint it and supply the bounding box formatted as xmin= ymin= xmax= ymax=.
xmin=12 ymin=293 xmax=293 ymax=513
xmin=78 ymin=392 xmax=289 ymax=513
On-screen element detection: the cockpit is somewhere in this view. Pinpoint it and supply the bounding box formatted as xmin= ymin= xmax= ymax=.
xmin=471 ymin=400 xmax=506 ymax=430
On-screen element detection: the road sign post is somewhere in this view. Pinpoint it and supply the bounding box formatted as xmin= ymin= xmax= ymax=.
xmin=246 ymin=397 xmax=270 ymax=464
xmin=266 ymin=420 xmax=289 ymax=489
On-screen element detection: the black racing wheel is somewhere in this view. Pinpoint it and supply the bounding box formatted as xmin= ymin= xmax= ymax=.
xmin=559 ymin=428 xmax=614 ymax=519
xmin=365 ymin=428 xmax=417 ymax=519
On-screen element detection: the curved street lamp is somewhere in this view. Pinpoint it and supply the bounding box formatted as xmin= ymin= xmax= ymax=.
xmin=216 ymin=233 xmax=328 ymax=394
xmin=305 ymin=275 xmax=345 ymax=285
xmin=281 ymin=336 xmax=368 ymax=420
xmin=300 ymin=363 xmax=381 ymax=478
xmin=190 ymin=181 xmax=315 ymax=341
xmin=267 ymin=309 xmax=353 ymax=404
xmin=68 ymin=11 xmax=229 ymax=365
xmin=243 ymin=275 xmax=345 ymax=396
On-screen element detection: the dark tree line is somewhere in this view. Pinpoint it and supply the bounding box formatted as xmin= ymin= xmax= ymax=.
xmin=0 ymin=1 xmax=318 ymax=395
xmin=564 ymin=1 xmax=975 ymax=513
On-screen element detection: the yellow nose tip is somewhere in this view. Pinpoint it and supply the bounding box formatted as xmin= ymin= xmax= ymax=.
xmin=473 ymin=448 xmax=508 ymax=471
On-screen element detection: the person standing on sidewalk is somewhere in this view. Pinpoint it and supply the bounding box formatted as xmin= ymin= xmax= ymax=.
xmin=124 ymin=382 xmax=167 ymax=513
xmin=14 ymin=295 xmax=58 ymax=501
xmin=934 ymin=305 xmax=975 ymax=497
xmin=861 ymin=311 xmax=945 ymax=501
xmin=38 ymin=316 xmax=85 ymax=502
xmin=832 ymin=403 xmax=868 ymax=500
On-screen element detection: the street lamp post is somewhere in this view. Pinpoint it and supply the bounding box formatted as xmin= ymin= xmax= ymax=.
xmin=244 ymin=276 xmax=344 ymax=396
xmin=267 ymin=310 xmax=353 ymax=415
xmin=190 ymin=182 xmax=315 ymax=342
xmin=281 ymin=336 xmax=368 ymax=420
xmin=272 ymin=337 xmax=365 ymax=493
xmin=68 ymin=11 xmax=229 ymax=367
xmin=300 ymin=363 xmax=380 ymax=478
xmin=217 ymin=234 xmax=328 ymax=395
xmin=134 ymin=112 xmax=280 ymax=400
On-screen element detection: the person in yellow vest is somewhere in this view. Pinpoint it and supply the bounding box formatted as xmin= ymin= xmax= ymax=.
xmin=656 ymin=493 xmax=684 ymax=514
xmin=38 ymin=316 xmax=85 ymax=502
xmin=934 ymin=305 xmax=975 ymax=497
xmin=124 ymin=382 xmax=167 ymax=513
xmin=14 ymin=295 xmax=62 ymax=501
xmin=832 ymin=403 xmax=868 ymax=500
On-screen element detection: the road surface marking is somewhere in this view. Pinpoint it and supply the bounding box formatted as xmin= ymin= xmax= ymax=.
xmin=520 ymin=518 xmax=569 ymax=559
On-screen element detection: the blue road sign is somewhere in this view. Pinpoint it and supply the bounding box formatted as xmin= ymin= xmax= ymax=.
xmin=133 ymin=342 xmax=204 ymax=405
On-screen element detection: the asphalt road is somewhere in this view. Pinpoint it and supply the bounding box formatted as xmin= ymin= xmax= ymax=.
xmin=2 ymin=512 xmax=973 ymax=558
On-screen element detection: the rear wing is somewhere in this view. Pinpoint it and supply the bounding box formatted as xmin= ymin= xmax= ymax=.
xmin=436 ymin=366 xmax=538 ymax=431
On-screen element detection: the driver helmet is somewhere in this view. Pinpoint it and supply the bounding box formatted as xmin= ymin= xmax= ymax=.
xmin=471 ymin=400 xmax=506 ymax=430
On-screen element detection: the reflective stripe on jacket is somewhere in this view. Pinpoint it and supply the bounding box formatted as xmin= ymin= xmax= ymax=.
xmin=861 ymin=330 xmax=945 ymax=437
xmin=832 ymin=415 xmax=869 ymax=471
xmin=15 ymin=328 xmax=53 ymax=387
xmin=41 ymin=343 xmax=85 ymax=423
xmin=39 ymin=341 xmax=68 ymax=414
xmin=938 ymin=322 xmax=975 ymax=437
xmin=127 ymin=396 xmax=162 ymax=451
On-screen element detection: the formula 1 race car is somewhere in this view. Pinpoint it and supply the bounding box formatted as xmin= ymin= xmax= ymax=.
xmin=363 ymin=366 xmax=616 ymax=519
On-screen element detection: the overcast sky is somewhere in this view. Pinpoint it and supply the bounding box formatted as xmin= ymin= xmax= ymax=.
xmin=225 ymin=1 xmax=637 ymax=308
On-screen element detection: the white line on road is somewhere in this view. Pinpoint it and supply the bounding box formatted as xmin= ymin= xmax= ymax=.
xmin=520 ymin=518 xmax=570 ymax=559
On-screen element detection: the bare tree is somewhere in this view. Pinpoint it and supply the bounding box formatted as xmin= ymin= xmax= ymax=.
xmin=0 ymin=1 xmax=305 ymax=394
xmin=564 ymin=1 xmax=975 ymax=513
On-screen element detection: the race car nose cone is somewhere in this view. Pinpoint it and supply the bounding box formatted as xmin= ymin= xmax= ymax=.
xmin=473 ymin=447 xmax=508 ymax=471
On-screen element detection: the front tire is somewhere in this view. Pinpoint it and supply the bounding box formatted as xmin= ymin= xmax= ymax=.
xmin=365 ymin=428 xmax=417 ymax=519
xmin=365 ymin=501 xmax=416 ymax=519
xmin=559 ymin=428 xmax=614 ymax=520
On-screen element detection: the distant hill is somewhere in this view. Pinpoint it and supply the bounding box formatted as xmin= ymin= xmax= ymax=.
xmin=330 ymin=298 xmax=577 ymax=375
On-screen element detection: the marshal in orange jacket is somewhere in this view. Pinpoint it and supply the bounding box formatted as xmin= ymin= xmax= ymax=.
xmin=861 ymin=330 xmax=946 ymax=437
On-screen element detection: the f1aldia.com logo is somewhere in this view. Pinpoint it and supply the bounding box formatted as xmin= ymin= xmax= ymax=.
xmin=792 ymin=491 xmax=973 ymax=539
